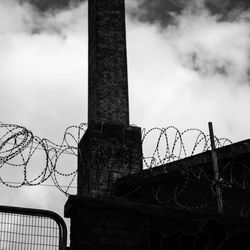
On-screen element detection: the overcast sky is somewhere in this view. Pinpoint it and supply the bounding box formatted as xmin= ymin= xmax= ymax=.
xmin=0 ymin=0 xmax=250 ymax=232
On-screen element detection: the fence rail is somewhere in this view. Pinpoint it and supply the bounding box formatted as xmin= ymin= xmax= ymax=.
xmin=0 ymin=205 xmax=67 ymax=250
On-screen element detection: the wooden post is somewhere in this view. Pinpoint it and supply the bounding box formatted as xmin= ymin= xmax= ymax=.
xmin=208 ymin=122 xmax=224 ymax=214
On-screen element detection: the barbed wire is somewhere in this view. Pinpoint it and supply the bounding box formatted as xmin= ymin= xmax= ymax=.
xmin=115 ymin=130 xmax=250 ymax=216
xmin=0 ymin=121 xmax=87 ymax=195
xmin=142 ymin=126 xmax=232 ymax=169
xmin=0 ymin=121 xmax=232 ymax=197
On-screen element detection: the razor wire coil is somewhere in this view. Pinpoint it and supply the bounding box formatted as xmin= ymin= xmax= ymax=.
xmin=0 ymin=121 xmax=232 ymax=197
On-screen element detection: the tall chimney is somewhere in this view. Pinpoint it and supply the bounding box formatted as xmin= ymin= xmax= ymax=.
xmin=77 ymin=0 xmax=142 ymax=197
xmin=88 ymin=0 xmax=129 ymax=125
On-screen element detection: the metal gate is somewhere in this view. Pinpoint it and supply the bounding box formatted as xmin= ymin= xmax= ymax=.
xmin=0 ymin=205 xmax=67 ymax=250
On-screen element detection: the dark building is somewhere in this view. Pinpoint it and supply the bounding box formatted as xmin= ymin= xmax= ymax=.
xmin=65 ymin=0 xmax=250 ymax=249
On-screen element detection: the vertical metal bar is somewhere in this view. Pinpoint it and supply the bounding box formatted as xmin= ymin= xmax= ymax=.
xmin=7 ymin=213 xmax=11 ymax=248
xmin=1 ymin=213 xmax=5 ymax=249
xmin=16 ymin=214 xmax=18 ymax=248
xmin=208 ymin=122 xmax=224 ymax=214
xmin=30 ymin=215 xmax=33 ymax=250
xmin=49 ymin=218 xmax=51 ymax=249
xmin=42 ymin=217 xmax=45 ymax=249
xmin=20 ymin=214 xmax=23 ymax=250
xmin=14 ymin=214 xmax=17 ymax=249
xmin=37 ymin=217 xmax=40 ymax=250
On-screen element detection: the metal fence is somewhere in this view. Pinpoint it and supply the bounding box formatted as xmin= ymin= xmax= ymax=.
xmin=0 ymin=205 xmax=67 ymax=250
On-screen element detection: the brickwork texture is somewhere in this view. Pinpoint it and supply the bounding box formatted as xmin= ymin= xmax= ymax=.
xmin=77 ymin=123 xmax=142 ymax=197
xmin=78 ymin=0 xmax=143 ymax=197
xmin=88 ymin=0 xmax=129 ymax=125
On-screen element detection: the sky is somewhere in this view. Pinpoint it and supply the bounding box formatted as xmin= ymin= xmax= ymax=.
xmin=0 ymin=0 xmax=250 ymax=240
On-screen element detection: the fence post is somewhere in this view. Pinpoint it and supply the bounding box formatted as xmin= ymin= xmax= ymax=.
xmin=208 ymin=122 xmax=224 ymax=214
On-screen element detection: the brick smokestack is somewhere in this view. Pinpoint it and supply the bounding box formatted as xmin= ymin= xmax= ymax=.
xmin=88 ymin=0 xmax=129 ymax=125
xmin=77 ymin=0 xmax=142 ymax=197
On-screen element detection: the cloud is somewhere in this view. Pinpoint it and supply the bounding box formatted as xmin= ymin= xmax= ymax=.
xmin=126 ymin=0 xmax=250 ymax=143
xmin=19 ymin=0 xmax=84 ymax=12
xmin=168 ymin=8 xmax=250 ymax=81
xmin=127 ymin=0 xmax=250 ymax=26
xmin=0 ymin=0 xmax=83 ymax=212
xmin=0 ymin=0 xmax=87 ymax=140
xmin=0 ymin=0 xmax=85 ymax=35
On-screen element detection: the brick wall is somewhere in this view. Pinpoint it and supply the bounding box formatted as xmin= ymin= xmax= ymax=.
xmin=65 ymin=196 xmax=250 ymax=250
xmin=77 ymin=123 xmax=142 ymax=197
xmin=88 ymin=0 xmax=129 ymax=125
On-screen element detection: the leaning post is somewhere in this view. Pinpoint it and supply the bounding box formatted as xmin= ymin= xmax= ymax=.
xmin=208 ymin=122 xmax=224 ymax=214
